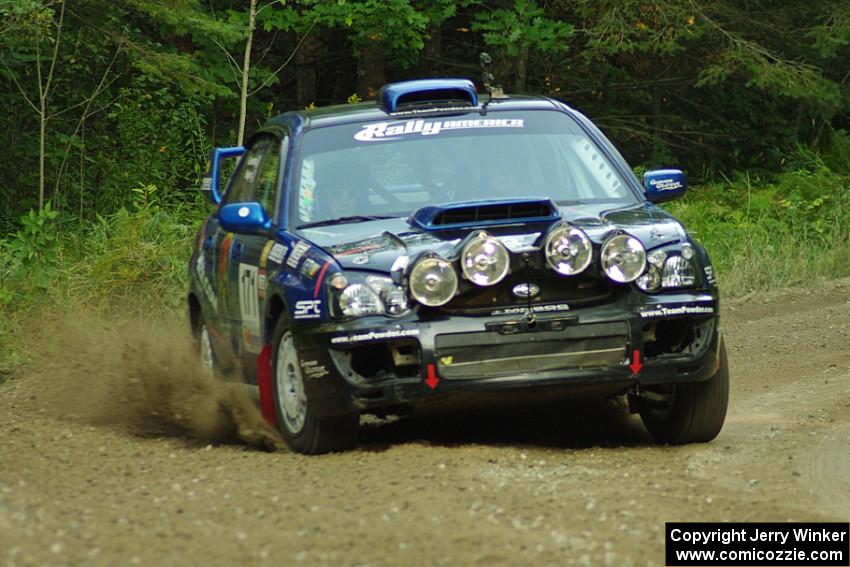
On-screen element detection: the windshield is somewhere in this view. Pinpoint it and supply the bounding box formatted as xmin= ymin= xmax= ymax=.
xmin=292 ymin=110 xmax=637 ymax=228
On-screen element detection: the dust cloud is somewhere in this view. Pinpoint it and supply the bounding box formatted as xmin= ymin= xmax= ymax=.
xmin=17 ymin=311 xmax=285 ymax=451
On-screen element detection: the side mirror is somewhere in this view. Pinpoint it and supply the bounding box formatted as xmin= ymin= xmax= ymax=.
xmin=219 ymin=202 xmax=272 ymax=235
xmin=644 ymin=169 xmax=687 ymax=203
xmin=202 ymin=146 xmax=246 ymax=204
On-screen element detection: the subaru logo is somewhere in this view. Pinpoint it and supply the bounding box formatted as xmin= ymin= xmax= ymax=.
xmin=512 ymin=283 xmax=539 ymax=298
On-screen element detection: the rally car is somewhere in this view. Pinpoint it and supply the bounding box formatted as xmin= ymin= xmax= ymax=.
xmin=188 ymin=78 xmax=728 ymax=454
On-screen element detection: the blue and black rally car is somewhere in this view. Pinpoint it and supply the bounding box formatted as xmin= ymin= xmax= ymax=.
xmin=188 ymin=78 xmax=728 ymax=454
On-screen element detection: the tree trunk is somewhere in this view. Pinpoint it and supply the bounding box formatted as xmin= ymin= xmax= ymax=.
xmin=237 ymin=0 xmax=257 ymax=147
xmin=423 ymin=21 xmax=442 ymax=76
xmin=39 ymin=102 xmax=46 ymax=212
xmin=356 ymin=41 xmax=385 ymax=100
xmin=296 ymin=33 xmax=319 ymax=106
xmin=514 ymin=45 xmax=528 ymax=93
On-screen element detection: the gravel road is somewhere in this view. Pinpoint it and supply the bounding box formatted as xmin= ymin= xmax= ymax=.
xmin=1 ymin=280 xmax=849 ymax=566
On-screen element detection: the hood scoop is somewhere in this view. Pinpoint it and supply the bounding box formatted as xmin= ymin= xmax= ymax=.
xmin=410 ymin=198 xmax=560 ymax=231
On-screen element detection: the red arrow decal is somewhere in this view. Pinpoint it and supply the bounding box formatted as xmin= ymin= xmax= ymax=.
xmin=425 ymin=363 xmax=440 ymax=390
xmin=629 ymin=349 xmax=643 ymax=375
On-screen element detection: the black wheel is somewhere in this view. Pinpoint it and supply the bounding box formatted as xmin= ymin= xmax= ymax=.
xmin=270 ymin=316 xmax=358 ymax=454
xmin=639 ymin=338 xmax=729 ymax=444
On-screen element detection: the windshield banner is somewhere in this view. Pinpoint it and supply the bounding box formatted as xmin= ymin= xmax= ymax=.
xmin=354 ymin=118 xmax=524 ymax=142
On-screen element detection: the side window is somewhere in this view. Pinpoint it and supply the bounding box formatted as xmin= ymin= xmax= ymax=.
xmin=255 ymin=135 xmax=286 ymax=214
xmin=221 ymin=135 xmax=285 ymax=215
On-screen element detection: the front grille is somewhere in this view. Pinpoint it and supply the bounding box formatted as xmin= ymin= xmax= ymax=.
xmin=434 ymin=322 xmax=628 ymax=380
xmin=444 ymin=270 xmax=613 ymax=314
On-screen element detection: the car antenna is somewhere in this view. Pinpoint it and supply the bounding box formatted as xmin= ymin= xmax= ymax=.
xmin=480 ymin=52 xmax=506 ymax=109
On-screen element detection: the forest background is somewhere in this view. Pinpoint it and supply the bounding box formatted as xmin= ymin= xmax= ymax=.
xmin=2 ymin=0 xmax=850 ymax=372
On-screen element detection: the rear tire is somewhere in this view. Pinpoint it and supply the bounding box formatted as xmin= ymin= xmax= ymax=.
xmin=270 ymin=316 xmax=358 ymax=454
xmin=639 ymin=338 xmax=729 ymax=444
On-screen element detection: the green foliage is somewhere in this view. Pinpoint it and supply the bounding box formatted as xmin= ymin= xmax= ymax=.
xmin=668 ymin=165 xmax=850 ymax=295
xmin=0 ymin=203 xmax=61 ymax=302
xmin=472 ymin=0 xmax=574 ymax=56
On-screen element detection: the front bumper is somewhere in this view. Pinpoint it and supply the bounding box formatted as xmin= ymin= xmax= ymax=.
xmin=293 ymin=292 xmax=721 ymax=417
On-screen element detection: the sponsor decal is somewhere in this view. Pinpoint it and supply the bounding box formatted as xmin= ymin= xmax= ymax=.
xmin=293 ymin=299 xmax=322 ymax=320
xmin=330 ymin=328 xmax=420 ymax=345
xmin=238 ymin=263 xmax=262 ymax=352
xmin=648 ymin=177 xmax=683 ymax=192
xmin=259 ymin=240 xmax=274 ymax=269
xmin=217 ymin=233 xmax=235 ymax=304
xmin=704 ymin=265 xmax=717 ymax=286
xmin=268 ymin=242 xmax=287 ymax=265
xmin=351 ymin=254 xmax=369 ymax=265
xmin=286 ymin=241 xmax=310 ymax=268
xmin=218 ymin=233 xmax=234 ymax=279
xmin=194 ymin=252 xmax=218 ymax=312
xmin=491 ymin=303 xmax=570 ymax=316
xmin=639 ymin=302 xmax=714 ymax=319
xmin=300 ymin=258 xmax=321 ymax=278
xmin=439 ymin=356 xmax=454 ymax=367
xmin=354 ymin=118 xmax=525 ymax=142
xmin=300 ymin=360 xmax=329 ymax=379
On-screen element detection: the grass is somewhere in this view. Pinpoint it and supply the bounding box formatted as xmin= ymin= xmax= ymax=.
xmin=667 ymin=167 xmax=850 ymax=296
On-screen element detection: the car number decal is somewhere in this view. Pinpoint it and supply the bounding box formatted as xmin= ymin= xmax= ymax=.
xmin=238 ymin=263 xmax=262 ymax=351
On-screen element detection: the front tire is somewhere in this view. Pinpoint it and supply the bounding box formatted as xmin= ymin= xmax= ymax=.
xmin=639 ymin=338 xmax=729 ymax=444
xmin=271 ymin=316 xmax=358 ymax=454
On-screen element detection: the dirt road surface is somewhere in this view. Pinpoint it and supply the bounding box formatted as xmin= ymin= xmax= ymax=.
xmin=1 ymin=281 xmax=849 ymax=566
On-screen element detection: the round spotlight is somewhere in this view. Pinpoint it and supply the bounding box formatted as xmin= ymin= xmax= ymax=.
xmin=409 ymin=256 xmax=458 ymax=306
xmin=601 ymin=234 xmax=646 ymax=283
xmin=544 ymin=225 xmax=592 ymax=276
xmin=460 ymin=232 xmax=510 ymax=286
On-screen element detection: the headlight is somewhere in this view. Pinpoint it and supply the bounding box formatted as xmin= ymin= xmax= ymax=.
xmin=661 ymin=255 xmax=696 ymax=288
xmin=460 ymin=232 xmax=510 ymax=286
xmin=544 ymin=225 xmax=592 ymax=275
xmin=409 ymin=256 xmax=458 ymax=306
xmin=601 ymin=234 xmax=646 ymax=283
xmin=339 ymin=284 xmax=383 ymax=317
xmin=366 ymin=275 xmax=408 ymax=316
xmin=335 ymin=274 xmax=408 ymax=318
xmin=636 ymin=249 xmax=666 ymax=292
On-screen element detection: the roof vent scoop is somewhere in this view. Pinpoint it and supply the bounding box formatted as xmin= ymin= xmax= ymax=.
xmin=380 ymin=79 xmax=478 ymax=113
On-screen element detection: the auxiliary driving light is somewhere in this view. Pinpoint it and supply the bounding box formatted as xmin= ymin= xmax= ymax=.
xmin=460 ymin=232 xmax=510 ymax=286
xmin=601 ymin=234 xmax=646 ymax=283
xmin=544 ymin=225 xmax=592 ymax=275
xmin=409 ymin=256 xmax=458 ymax=306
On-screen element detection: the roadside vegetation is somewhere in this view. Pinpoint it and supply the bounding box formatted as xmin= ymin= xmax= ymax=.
xmin=2 ymin=0 xmax=850 ymax=376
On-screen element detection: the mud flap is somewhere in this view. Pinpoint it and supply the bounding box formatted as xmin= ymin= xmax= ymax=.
xmin=257 ymin=344 xmax=277 ymax=426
